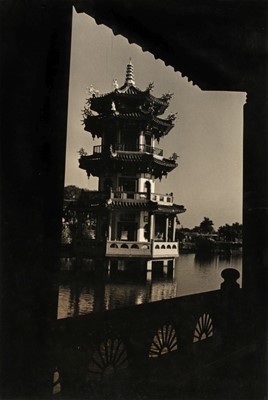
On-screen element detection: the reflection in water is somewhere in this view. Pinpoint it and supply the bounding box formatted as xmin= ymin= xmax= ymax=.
xmin=57 ymin=254 xmax=242 ymax=319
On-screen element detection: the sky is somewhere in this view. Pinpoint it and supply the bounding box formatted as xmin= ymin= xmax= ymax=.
xmin=65 ymin=10 xmax=245 ymax=230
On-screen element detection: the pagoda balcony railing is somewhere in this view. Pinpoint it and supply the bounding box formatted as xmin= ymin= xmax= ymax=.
xmin=111 ymin=191 xmax=147 ymax=200
xmin=106 ymin=240 xmax=152 ymax=257
xmin=93 ymin=143 xmax=163 ymax=156
xmin=152 ymin=240 xmax=178 ymax=257
xmin=150 ymin=193 xmax=173 ymax=203
xmin=111 ymin=191 xmax=174 ymax=203
xmin=60 ymin=239 xmax=178 ymax=258
xmin=106 ymin=240 xmax=179 ymax=258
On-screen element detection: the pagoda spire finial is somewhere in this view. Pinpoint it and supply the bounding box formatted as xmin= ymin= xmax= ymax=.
xmin=125 ymin=59 xmax=135 ymax=86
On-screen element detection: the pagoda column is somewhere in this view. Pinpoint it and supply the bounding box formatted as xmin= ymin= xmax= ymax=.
xmin=139 ymin=130 xmax=145 ymax=151
xmin=173 ymin=216 xmax=176 ymax=241
xmin=150 ymin=213 xmax=155 ymax=240
xmin=146 ymin=260 xmax=153 ymax=279
xmin=111 ymin=213 xmax=116 ymax=241
xmin=165 ymin=216 xmax=169 ymax=241
xmin=108 ymin=213 xmax=112 ymax=240
xmin=116 ymin=128 xmax=121 ymax=145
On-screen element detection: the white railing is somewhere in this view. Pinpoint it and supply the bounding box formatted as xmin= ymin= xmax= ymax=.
xmin=110 ymin=191 xmax=173 ymax=203
xmin=93 ymin=144 xmax=163 ymax=156
xmin=150 ymin=193 xmax=173 ymax=204
xmin=111 ymin=191 xmax=147 ymax=200
xmin=106 ymin=240 xmax=179 ymax=258
xmin=152 ymin=241 xmax=179 ymax=257
xmin=106 ymin=241 xmax=152 ymax=257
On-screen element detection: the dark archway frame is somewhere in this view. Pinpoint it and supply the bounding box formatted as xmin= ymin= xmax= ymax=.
xmin=1 ymin=1 xmax=267 ymax=398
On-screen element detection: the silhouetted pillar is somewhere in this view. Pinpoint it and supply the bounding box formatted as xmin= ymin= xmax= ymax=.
xmin=220 ymin=268 xmax=241 ymax=348
xmin=1 ymin=1 xmax=73 ymax=398
xmin=243 ymin=82 xmax=268 ymax=397
xmin=243 ymin=87 xmax=268 ymax=303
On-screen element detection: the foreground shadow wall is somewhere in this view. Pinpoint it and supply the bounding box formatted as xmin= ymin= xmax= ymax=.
xmin=1 ymin=1 xmax=72 ymax=397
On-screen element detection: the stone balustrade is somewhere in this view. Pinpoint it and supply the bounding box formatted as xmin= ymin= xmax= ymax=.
xmin=53 ymin=268 xmax=243 ymax=398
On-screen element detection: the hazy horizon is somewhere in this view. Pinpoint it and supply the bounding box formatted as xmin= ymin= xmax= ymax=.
xmin=64 ymin=10 xmax=245 ymax=230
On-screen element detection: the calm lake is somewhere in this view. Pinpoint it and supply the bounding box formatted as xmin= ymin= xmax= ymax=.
xmin=57 ymin=253 xmax=242 ymax=319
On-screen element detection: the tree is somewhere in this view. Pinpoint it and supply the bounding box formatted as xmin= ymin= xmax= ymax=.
xmin=64 ymin=185 xmax=82 ymax=200
xmin=199 ymin=217 xmax=214 ymax=234
xmin=218 ymin=223 xmax=242 ymax=242
xmin=78 ymin=147 xmax=88 ymax=157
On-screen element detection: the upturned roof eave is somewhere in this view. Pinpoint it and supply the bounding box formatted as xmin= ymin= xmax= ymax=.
xmin=78 ymin=155 xmax=177 ymax=180
xmin=83 ymin=113 xmax=174 ymax=137
xmin=79 ymin=152 xmax=177 ymax=167
xmin=89 ymin=86 xmax=169 ymax=110
xmin=106 ymin=199 xmax=153 ymax=210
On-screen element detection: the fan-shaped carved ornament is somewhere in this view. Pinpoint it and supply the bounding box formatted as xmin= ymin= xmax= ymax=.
xmin=193 ymin=313 xmax=213 ymax=343
xmin=149 ymin=324 xmax=178 ymax=358
xmin=88 ymin=337 xmax=128 ymax=381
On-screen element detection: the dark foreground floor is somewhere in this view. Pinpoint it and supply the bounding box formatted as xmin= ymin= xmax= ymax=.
xmin=67 ymin=347 xmax=266 ymax=400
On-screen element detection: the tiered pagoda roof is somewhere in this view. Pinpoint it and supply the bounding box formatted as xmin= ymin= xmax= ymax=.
xmin=83 ymin=61 xmax=176 ymax=139
xmin=79 ymin=149 xmax=177 ymax=179
xmin=84 ymin=110 xmax=174 ymax=139
xmin=89 ymin=86 xmax=170 ymax=116
xmin=65 ymin=190 xmax=186 ymax=214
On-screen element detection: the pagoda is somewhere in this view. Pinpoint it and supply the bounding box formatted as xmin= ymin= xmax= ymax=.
xmin=75 ymin=61 xmax=186 ymax=274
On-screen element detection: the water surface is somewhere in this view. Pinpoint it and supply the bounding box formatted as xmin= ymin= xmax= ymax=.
xmin=57 ymin=253 xmax=242 ymax=319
